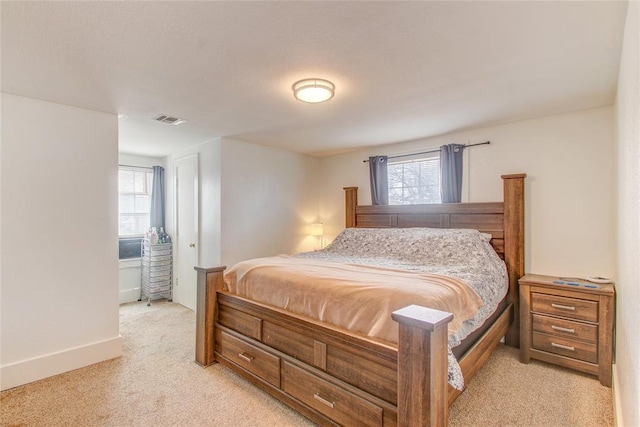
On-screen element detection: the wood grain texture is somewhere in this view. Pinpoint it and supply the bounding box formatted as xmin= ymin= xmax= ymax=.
xmin=532 ymin=314 xmax=597 ymax=343
xmin=219 ymin=323 xmax=398 ymax=426
xmin=194 ymin=266 xmax=225 ymax=366
xmin=502 ymin=173 xmax=525 ymax=348
xmin=314 ymin=340 xmax=327 ymax=371
xmin=519 ymin=283 xmax=532 ymax=363
xmin=217 ymin=329 xmax=281 ymax=387
xmin=344 ymin=187 xmax=358 ymax=228
xmin=519 ymin=274 xmax=616 ymax=387
xmin=219 ymin=292 xmax=398 ymax=405
xmin=214 ymin=355 xmax=341 ymax=426
xmin=532 ymin=332 xmax=597 ymax=363
xmin=282 ymin=361 xmax=384 ymax=427
xmin=395 ymin=317 xmax=450 ymax=427
xmin=531 ymin=293 xmax=598 ymax=323
xmin=193 ymin=174 xmax=526 ymax=425
xmin=218 ymin=304 xmax=263 ymax=340
xmin=598 ymin=294 xmax=615 ymax=387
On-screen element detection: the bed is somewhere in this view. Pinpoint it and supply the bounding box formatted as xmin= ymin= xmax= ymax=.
xmin=195 ymin=173 xmax=525 ymax=426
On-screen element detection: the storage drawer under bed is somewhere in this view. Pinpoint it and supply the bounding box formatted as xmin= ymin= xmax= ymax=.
xmin=216 ymin=329 xmax=281 ymax=388
xmin=282 ymin=361 xmax=383 ymax=427
xmin=217 ymin=301 xmax=398 ymax=405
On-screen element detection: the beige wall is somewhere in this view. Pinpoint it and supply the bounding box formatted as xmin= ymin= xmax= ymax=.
xmin=220 ymin=137 xmax=320 ymax=267
xmin=615 ymin=1 xmax=640 ymax=425
xmin=164 ymin=137 xmax=320 ymax=307
xmin=319 ymin=107 xmax=616 ymax=279
xmin=1 ymin=94 xmax=121 ymax=390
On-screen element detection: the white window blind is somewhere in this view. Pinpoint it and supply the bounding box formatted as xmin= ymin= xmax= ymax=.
xmin=118 ymin=167 xmax=153 ymax=236
xmin=388 ymin=157 xmax=441 ymax=205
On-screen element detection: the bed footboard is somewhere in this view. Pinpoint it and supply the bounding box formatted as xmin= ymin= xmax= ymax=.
xmin=194 ymin=266 xmax=225 ymax=366
xmin=392 ymin=305 xmax=453 ymax=426
xmin=194 ymin=266 xmax=453 ymax=427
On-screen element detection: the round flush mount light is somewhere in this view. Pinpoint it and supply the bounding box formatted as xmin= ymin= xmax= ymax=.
xmin=292 ymin=78 xmax=335 ymax=103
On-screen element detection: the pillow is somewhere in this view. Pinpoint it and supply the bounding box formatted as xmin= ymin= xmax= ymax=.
xmin=325 ymin=227 xmax=493 ymax=266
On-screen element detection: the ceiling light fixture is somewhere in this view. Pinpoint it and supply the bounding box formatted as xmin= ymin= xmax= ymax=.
xmin=292 ymin=78 xmax=335 ymax=103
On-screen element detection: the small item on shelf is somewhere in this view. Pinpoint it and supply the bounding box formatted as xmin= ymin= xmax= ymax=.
xmin=150 ymin=227 xmax=158 ymax=244
xmin=586 ymin=276 xmax=612 ymax=284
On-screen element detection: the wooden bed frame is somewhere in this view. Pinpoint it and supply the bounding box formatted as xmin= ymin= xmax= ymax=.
xmin=195 ymin=173 xmax=525 ymax=426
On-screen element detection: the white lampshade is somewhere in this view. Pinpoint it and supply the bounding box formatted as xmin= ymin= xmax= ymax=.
xmin=309 ymin=223 xmax=324 ymax=236
xmin=292 ymin=79 xmax=335 ymax=103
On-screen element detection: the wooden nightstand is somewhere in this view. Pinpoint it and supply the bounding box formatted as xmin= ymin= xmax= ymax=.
xmin=519 ymin=274 xmax=615 ymax=387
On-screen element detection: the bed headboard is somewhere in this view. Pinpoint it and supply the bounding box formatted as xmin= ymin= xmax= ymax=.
xmin=343 ymin=173 xmax=525 ymax=347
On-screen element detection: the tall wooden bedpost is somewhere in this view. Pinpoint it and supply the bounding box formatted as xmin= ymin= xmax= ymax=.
xmin=501 ymin=174 xmax=526 ymax=348
xmin=344 ymin=186 xmax=358 ymax=228
xmin=392 ymin=305 xmax=453 ymax=427
xmin=194 ymin=266 xmax=226 ymax=366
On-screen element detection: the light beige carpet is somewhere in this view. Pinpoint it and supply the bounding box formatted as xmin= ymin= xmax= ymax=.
xmin=1 ymin=300 xmax=613 ymax=426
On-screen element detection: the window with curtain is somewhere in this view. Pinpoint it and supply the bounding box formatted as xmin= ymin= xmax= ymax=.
xmin=387 ymin=156 xmax=441 ymax=205
xmin=118 ymin=167 xmax=153 ymax=237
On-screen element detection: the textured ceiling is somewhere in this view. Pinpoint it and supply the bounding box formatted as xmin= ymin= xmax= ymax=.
xmin=1 ymin=1 xmax=628 ymax=157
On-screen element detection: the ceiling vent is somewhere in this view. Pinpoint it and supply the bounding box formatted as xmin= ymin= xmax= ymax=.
xmin=153 ymin=114 xmax=187 ymax=125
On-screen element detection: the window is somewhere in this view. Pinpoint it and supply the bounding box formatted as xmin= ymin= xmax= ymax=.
xmin=388 ymin=157 xmax=441 ymax=205
xmin=118 ymin=167 xmax=153 ymax=237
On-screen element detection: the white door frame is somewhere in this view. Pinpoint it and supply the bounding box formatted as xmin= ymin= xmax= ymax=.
xmin=173 ymin=153 xmax=199 ymax=305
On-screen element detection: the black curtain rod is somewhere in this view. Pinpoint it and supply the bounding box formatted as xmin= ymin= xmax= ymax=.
xmin=362 ymin=141 xmax=491 ymax=163
xmin=119 ymin=164 xmax=154 ymax=170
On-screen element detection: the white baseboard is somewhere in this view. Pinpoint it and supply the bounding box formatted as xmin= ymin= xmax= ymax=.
xmin=0 ymin=336 xmax=122 ymax=391
xmin=613 ymin=363 xmax=624 ymax=427
xmin=119 ymin=287 xmax=141 ymax=304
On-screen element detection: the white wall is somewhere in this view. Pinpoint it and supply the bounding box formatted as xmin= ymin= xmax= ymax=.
xmin=165 ymin=138 xmax=222 ymax=269
xmin=615 ymin=2 xmax=640 ymax=426
xmin=118 ymin=153 xmax=164 ymax=169
xmin=117 ymin=153 xmax=165 ymax=304
xmin=220 ymin=137 xmax=320 ymax=268
xmin=164 ymin=137 xmax=320 ymax=307
xmin=319 ymin=107 xmax=616 ymax=279
xmin=1 ymin=93 xmax=121 ymax=390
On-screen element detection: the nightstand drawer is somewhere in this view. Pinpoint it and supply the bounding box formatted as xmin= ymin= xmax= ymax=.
xmin=532 ymin=332 xmax=597 ymax=363
xmin=531 ymin=293 xmax=598 ymax=322
xmin=532 ymin=314 xmax=597 ymax=343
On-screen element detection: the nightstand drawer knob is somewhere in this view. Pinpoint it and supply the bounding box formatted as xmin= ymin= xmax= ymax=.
xmin=551 ymin=325 xmax=575 ymax=333
xmin=551 ymin=342 xmax=575 ymax=351
xmin=551 ymin=303 xmax=576 ymax=311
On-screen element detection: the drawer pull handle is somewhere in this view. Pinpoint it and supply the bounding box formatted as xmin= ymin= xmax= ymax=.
xmin=238 ymin=352 xmax=254 ymax=363
xmin=551 ymin=342 xmax=575 ymax=351
xmin=313 ymin=393 xmax=336 ymax=409
xmin=551 ymin=303 xmax=576 ymax=311
xmin=551 ymin=325 xmax=575 ymax=333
